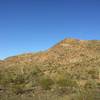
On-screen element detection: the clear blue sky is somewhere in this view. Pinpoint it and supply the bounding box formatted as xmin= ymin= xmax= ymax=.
xmin=0 ymin=0 xmax=100 ymax=59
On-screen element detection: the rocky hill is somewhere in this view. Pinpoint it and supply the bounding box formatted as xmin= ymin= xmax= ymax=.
xmin=0 ymin=38 xmax=100 ymax=100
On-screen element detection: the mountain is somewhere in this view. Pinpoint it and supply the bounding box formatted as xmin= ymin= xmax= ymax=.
xmin=0 ymin=38 xmax=100 ymax=100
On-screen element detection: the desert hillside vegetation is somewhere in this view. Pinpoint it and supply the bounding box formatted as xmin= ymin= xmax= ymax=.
xmin=0 ymin=38 xmax=100 ymax=100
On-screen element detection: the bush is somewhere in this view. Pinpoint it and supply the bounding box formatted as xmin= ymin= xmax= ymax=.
xmin=0 ymin=71 xmax=16 ymax=86
xmin=12 ymin=74 xmax=26 ymax=84
xmin=40 ymin=77 xmax=54 ymax=90
xmin=11 ymin=84 xmax=25 ymax=95
xmin=30 ymin=67 xmax=42 ymax=76
xmin=84 ymin=80 xmax=97 ymax=89
xmin=88 ymin=69 xmax=99 ymax=79
xmin=57 ymin=78 xmax=78 ymax=88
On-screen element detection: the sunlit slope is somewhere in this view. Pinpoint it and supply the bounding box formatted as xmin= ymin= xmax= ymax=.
xmin=0 ymin=38 xmax=100 ymax=100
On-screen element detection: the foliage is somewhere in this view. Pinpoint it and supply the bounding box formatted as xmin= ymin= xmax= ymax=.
xmin=39 ymin=77 xmax=54 ymax=90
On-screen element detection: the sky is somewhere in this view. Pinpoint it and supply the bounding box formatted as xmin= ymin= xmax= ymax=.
xmin=0 ymin=0 xmax=100 ymax=59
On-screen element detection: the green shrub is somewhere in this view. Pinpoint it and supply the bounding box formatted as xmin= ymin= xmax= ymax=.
xmin=84 ymin=80 xmax=97 ymax=89
xmin=12 ymin=74 xmax=26 ymax=84
xmin=11 ymin=84 xmax=25 ymax=95
xmin=40 ymin=77 xmax=54 ymax=90
xmin=88 ymin=69 xmax=99 ymax=79
xmin=0 ymin=71 xmax=16 ymax=86
xmin=30 ymin=67 xmax=42 ymax=76
xmin=57 ymin=78 xmax=78 ymax=88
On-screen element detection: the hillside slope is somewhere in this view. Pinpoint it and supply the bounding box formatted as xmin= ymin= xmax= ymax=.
xmin=0 ymin=38 xmax=100 ymax=100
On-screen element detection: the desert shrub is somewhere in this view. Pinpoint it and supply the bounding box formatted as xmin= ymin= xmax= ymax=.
xmin=54 ymin=71 xmax=73 ymax=81
xmin=55 ymin=72 xmax=78 ymax=88
xmin=57 ymin=78 xmax=78 ymax=88
xmin=40 ymin=77 xmax=54 ymax=90
xmin=88 ymin=69 xmax=99 ymax=79
xmin=30 ymin=67 xmax=42 ymax=76
xmin=84 ymin=80 xmax=97 ymax=89
xmin=97 ymin=82 xmax=100 ymax=89
xmin=74 ymin=90 xmax=96 ymax=100
xmin=0 ymin=71 xmax=16 ymax=86
xmin=12 ymin=74 xmax=26 ymax=84
xmin=0 ymin=71 xmax=3 ymax=83
xmin=55 ymin=73 xmax=78 ymax=95
xmin=11 ymin=84 xmax=25 ymax=95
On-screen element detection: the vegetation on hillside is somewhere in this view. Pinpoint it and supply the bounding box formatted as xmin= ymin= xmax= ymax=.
xmin=0 ymin=38 xmax=100 ymax=100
